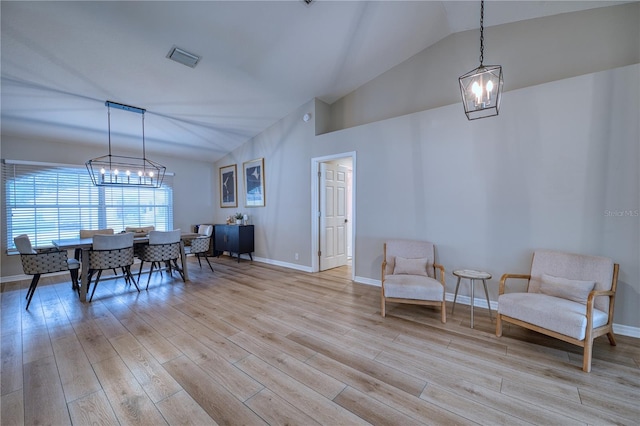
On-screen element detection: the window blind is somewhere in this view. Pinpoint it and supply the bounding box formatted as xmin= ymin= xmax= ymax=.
xmin=2 ymin=159 xmax=173 ymax=251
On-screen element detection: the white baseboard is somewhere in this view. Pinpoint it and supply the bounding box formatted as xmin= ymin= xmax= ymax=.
xmin=252 ymin=256 xmax=314 ymax=273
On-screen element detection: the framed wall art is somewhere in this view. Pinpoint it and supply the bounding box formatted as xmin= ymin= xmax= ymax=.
xmin=219 ymin=164 xmax=237 ymax=208
xmin=243 ymin=158 xmax=265 ymax=207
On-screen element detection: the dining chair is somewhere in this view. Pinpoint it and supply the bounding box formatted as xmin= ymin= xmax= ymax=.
xmin=185 ymin=225 xmax=214 ymax=272
xmin=136 ymin=229 xmax=184 ymax=289
xmin=74 ymin=228 xmax=116 ymax=282
xmin=14 ymin=234 xmax=80 ymax=310
xmin=87 ymin=233 xmax=139 ymax=302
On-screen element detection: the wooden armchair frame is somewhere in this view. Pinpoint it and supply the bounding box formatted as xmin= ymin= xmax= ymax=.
xmin=496 ymin=264 xmax=619 ymax=372
xmin=381 ymin=242 xmax=447 ymax=323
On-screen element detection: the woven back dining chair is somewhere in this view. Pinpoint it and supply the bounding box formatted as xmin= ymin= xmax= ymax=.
xmin=87 ymin=233 xmax=138 ymax=302
xmin=14 ymin=234 xmax=79 ymax=310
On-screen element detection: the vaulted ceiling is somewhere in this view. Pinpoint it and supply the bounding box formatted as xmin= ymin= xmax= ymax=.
xmin=1 ymin=1 xmax=625 ymax=162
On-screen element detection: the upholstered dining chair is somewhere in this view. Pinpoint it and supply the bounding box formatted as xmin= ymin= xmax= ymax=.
xmin=381 ymin=239 xmax=447 ymax=323
xmin=75 ymin=228 xmax=116 ymax=280
xmin=496 ymin=249 xmax=619 ymax=372
xmin=136 ymin=229 xmax=184 ymax=289
xmin=185 ymin=225 xmax=214 ymax=272
xmin=14 ymin=234 xmax=80 ymax=310
xmin=87 ymin=232 xmax=139 ymax=302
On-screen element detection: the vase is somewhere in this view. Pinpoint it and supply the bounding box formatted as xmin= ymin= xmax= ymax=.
xmin=236 ymin=219 xmax=242 ymax=225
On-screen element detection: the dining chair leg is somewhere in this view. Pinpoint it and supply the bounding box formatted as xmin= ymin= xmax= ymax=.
xmin=146 ymin=263 xmax=155 ymax=290
xmin=89 ymin=270 xmax=103 ymax=302
xmin=137 ymin=261 xmax=145 ymax=282
xmin=25 ymin=274 xmax=41 ymax=310
xmin=196 ymin=253 xmax=203 ymax=268
xmin=125 ymin=266 xmax=140 ymax=292
xmin=172 ymin=259 xmax=185 ymax=281
xmin=203 ymin=255 xmax=214 ymax=272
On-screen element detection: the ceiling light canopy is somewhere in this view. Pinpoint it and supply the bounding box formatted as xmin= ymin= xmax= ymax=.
xmin=86 ymin=101 xmax=166 ymax=188
xmin=459 ymin=0 xmax=503 ymax=120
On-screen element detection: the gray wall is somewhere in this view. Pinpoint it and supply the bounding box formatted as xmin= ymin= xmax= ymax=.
xmin=329 ymin=2 xmax=640 ymax=132
xmin=212 ymin=4 xmax=639 ymax=330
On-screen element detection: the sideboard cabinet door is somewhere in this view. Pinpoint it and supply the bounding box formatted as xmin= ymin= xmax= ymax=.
xmin=214 ymin=225 xmax=254 ymax=262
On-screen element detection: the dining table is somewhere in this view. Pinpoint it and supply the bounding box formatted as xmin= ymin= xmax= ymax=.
xmin=52 ymin=232 xmax=200 ymax=302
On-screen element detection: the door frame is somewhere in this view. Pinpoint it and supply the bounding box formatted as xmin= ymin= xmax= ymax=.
xmin=310 ymin=151 xmax=356 ymax=277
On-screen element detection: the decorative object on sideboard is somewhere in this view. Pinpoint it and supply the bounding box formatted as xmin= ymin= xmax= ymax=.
xmin=234 ymin=212 xmax=244 ymax=225
xmin=458 ymin=0 xmax=504 ymax=120
xmin=86 ymin=101 xmax=166 ymax=188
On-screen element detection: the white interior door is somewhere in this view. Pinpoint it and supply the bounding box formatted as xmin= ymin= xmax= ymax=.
xmin=320 ymin=162 xmax=348 ymax=271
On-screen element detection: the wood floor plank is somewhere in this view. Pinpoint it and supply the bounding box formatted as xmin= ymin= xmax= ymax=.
xmin=67 ymin=390 xmax=119 ymax=426
xmin=287 ymin=331 xmax=427 ymax=396
xmin=23 ymin=355 xmax=71 ymax=426
xmin=163 ymin=355 xmax=267 ymax=425
xmin=51 ymin=334 xmax=102 ymax=403
xmin=500 ymin=378 xmax=633 ymax=424
xmin=92 ymin=355 xmax=168 ymax=425
xmin=305 ymin=352 xmax=475 ymax=425
xmin=1 ymin=332 xmax=22 ymax=395
xmin=155 ymin=390 xmax=218 ymax=426
xmin=235 ymin=354 xmax=370 ymax=425
xmin=333 ymin=386 xmax=425 ymax=426
xmin=109 ymin=333 xmax=182 ymax=403
xmin=117 ymin=315 xmax=183 ymax=364
xmin=166 ymin=331 xmax=263 ymax=402
xmin=245 ymin=388 xmax=322 ymax=426
xmin=1 ymin=389 xmax=24 ymax=426
xmin=72 ymin=319 xmax=120 ymax=364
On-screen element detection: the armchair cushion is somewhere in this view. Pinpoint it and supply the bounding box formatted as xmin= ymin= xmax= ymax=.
xmin=498 ymin=293 xmax=608 ymax=341
xmin=393 ymin=257 xmax=429 ymax=276
xmin=539 ymin=273 xmax=595 ymax=304
xmin=384 ymin=275 xmax=444 ymax=301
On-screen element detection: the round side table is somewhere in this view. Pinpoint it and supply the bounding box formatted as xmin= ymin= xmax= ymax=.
xmin=452 ymin=269 xmax=492 ymax=328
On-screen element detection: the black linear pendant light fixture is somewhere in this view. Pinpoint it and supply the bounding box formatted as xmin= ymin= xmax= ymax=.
xmin=86 ymin=101 xmax=166 ymax=188
xmin=459 ymin=0 xmax=504 ymax=120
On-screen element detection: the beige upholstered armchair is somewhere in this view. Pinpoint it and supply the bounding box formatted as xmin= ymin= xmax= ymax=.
xmin=381 ymin=239 xmax=447 ymax=323
xmin=496 ymin=249 xmax=619 ymax=372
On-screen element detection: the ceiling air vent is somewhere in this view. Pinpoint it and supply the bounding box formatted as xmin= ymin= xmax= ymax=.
xmin=166 ymin=46 xmax=201 ymax=68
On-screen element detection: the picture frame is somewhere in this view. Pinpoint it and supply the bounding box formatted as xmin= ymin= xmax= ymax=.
xmin=219 ymin=164 xmax=237 ymax=208
xmin=243 ymin=158 xmax=265 ymax=207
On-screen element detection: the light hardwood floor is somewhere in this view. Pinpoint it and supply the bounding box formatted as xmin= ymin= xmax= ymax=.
xmin=1 ymin=255 xmax=639 ymax=425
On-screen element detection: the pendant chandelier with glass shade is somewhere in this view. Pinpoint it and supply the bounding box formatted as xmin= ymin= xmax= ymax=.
xmin=86 ymin=101 xmax=166 ymax=188
xmin=459 ymin=0 xmax=503 ymax=120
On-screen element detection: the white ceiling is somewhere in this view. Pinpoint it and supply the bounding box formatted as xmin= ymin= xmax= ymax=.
xmin=1 ymin=1 xmax=626 ymax=162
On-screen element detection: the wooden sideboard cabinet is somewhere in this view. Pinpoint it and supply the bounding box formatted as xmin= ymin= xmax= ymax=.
xmin=214 ymin=224 xmax=254 ymax=262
